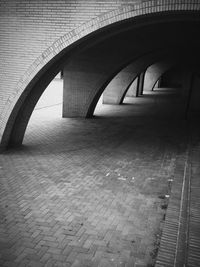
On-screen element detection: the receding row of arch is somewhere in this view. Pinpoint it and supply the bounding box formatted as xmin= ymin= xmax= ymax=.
xmin=1 ymin=10 xmax=200 ymax=151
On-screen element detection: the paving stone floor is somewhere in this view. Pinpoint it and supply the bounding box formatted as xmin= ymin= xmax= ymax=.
xmin=0 ymin=87 xmax=199 ymax=266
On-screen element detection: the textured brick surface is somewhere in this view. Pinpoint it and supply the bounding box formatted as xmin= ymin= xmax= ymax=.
xmin=1 ymin=0 xmax=200 ymax=145
xmin=0 ymin=86 xmax=195 ymax=266
xmin=155 ymin=117 xmax=200 ymax=266
xmin=186 ymin=124 xmax=200 ymax=267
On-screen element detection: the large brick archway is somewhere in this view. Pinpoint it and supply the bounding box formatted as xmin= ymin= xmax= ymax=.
xmin=1 ymin=0 xmax=200 ymax=150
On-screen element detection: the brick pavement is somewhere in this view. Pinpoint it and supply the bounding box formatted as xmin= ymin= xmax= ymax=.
xmin=187 ymin=126 xmax=200 ymax=267
xmin=0 ymin=88 xmax=196 ymax=266
xmin=155 ymin=119 xmax=200 ymax=267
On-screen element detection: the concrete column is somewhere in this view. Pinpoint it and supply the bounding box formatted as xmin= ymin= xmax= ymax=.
xmin=62 ymin=58 xmax=113 ymax=118
xmin=157 ymin=78 xmax=161 ymax=88
xmin=63 ymin=63 xmax=90 ymax=117
xmin=137 ymin=71 xmax=145 ymax=96
xmin=126 ymin=78 xmax=138 ymax=97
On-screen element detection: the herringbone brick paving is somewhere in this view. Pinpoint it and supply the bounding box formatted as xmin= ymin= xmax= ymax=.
xmin=0 ymin=87 xmax=197 ymax=266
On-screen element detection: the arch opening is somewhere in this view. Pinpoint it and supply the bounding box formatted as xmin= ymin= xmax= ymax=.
xmin=2 ymin=11 xmax=200 ymax=150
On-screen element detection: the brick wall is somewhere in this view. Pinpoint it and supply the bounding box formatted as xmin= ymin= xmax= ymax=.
xmin=0 ymin=0 xmax=200 ymax=147
xmin=0 ymin=0 xmax=142 ymax=137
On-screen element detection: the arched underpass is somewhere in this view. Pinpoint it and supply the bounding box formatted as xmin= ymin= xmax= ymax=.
xmin=2 ymin=67 xmax=200 ymax=266
xmin=2 ymin=12 xmax=200 ymax=149
xmin=1 ymin=3 xmax=200 ymax=267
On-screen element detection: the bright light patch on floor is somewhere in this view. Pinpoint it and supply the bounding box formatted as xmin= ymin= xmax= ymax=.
xmin=35 ymin=78 xmax=63 ymax=111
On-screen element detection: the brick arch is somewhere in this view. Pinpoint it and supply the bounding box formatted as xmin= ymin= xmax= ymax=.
xmin=101 ymin=49 xmax=175 ymax=107
xmin=1 ymin=0 xmax=200 ymax=150
xmin=143 ymin=60 xmax=177 ymax=92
